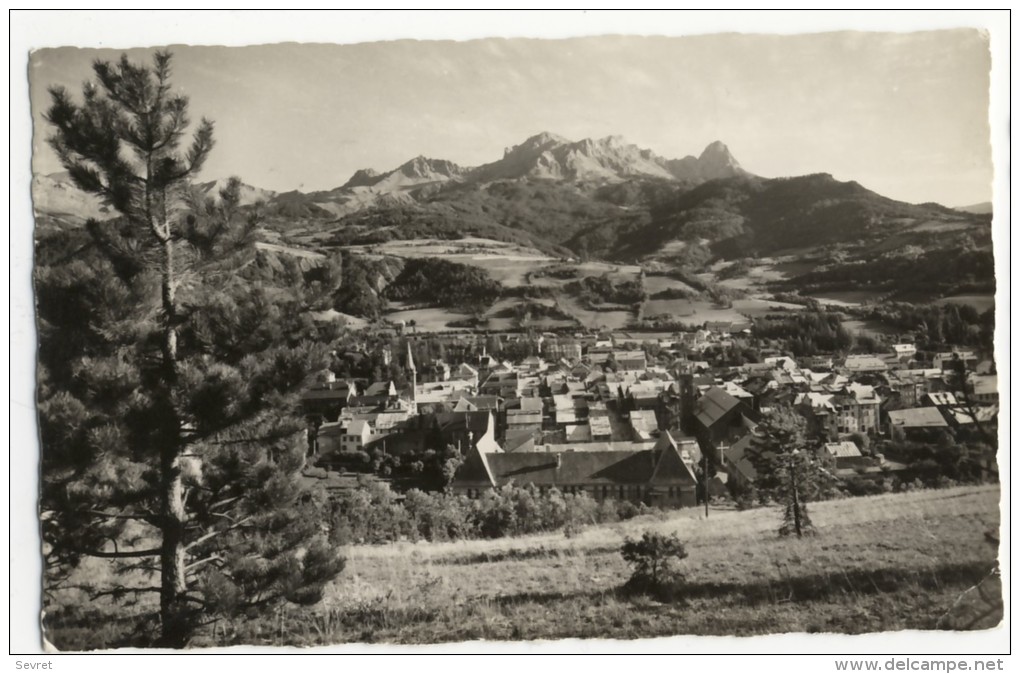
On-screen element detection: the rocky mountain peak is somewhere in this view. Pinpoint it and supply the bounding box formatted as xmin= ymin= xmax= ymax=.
xmin=698 ymin=140 xmax=741 ymax=171
xmin=397 ymin=156 xmax=463 ymax=180
xmin=528 ymin=131 xmax=569 ymax=145
xmin=342 ymin=168 xmax=381 ymax=189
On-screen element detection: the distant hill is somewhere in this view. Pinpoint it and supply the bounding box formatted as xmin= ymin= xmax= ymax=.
xmin=195 ymin=178 xmax=276 ymax=206
xmin=619 ymin=173 xmax=985 ymax=259
xmin=292 ymin=156 xmax=467 ymax=217
xmin=956 ymin=202 xmax=992 ymax=215
xmin=316 ymin=170 xmax=987 ymax=264
xmin=341 ymin=156 xmax=466 ymax=190
xmin=33 ymin=173 xmax=276 ymax=223
xmin=31 ymin=172 xmax=112 ymax=222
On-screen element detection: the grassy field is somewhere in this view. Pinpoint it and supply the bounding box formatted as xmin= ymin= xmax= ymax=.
xmin=936 ymin=294 xmax=996 ymax=313
xmin=842 ymin=318 xmax=900 ymax=339
xmin=809 ymin=290 xmax=887 ymax=307
xmin=641 ymin=297 xmax=777 ymax=326
xmin=643 ymin=275 xmax=699 ymax=296
xmin=343 ymin=238 xmax=560 ymax=288
xmin=385 ymin=305 xmax=473 ymax=332
xmin=557 ymin=293 xmax=635 ymax=331
xmin=191 ymin=485 xmax=1001 ymax=647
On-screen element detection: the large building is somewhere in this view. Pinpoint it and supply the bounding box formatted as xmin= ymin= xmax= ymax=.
xmin=452 ymin=432 xmax=699 ymax=508
xmin=831 ymin=384 xmax=882 ymax=435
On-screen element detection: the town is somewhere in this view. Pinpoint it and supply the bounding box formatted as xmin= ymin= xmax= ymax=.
xmin=300 ymin=322 xmax=998 ymax=516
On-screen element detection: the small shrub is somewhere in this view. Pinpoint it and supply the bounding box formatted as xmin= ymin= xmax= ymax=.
xmin=620 ymin=531 xmax=688 ymax=595
xmin=615 ymin=500 xmax=640 ymax=521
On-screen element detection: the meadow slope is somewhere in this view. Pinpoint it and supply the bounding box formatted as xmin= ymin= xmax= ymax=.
xmin=203 ymin=485 xmax=1002 ymax=647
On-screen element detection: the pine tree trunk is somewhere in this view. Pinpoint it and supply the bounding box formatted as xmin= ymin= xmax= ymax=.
xmin=156 ymin=233 xmax=189 ymax=647
xmin=790 ymin=461 xmax=802 ymax=538
xmin=158 ymin=450 xmax=189 ymax=647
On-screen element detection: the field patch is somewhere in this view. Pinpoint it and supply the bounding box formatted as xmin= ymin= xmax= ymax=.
xmin=641 ymin=298 xmax=748 ymax=326
xmin=911 ymin=220 xmax=981 ymax=233
xmin=557 ymin=295 xmax=634 ymax=330
xmin=341 ymin=238 xmax=557 ymax=288
xmin=309 ymin=308 xmax=369 ymax=330
xmin=643 ymin=275 xmax=699 ymax=296
xmin=731 ymin=298 xmax=803 ymax=317
xmin=385 ymin=305 xmax=473 ymax=332
xmin=936 ymin=294 xmax=995 ymax=313
xmin=808 ymin=290 xmax=886 ymax=307
xmin=254 ymin=241 xmax=327 ymax=260
xmin=842 ymin=318 xmax=899 ymax=339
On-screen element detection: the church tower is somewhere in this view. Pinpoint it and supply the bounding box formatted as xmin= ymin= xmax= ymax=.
xmin=406 ymin=342 xmax=417 ymax=415
xmin=676 ymin=359 xmax=696 ymax=435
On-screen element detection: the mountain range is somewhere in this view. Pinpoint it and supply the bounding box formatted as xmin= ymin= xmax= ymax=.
xmin=31 ymin=131 xmax=991 ymax=268
xmin=34 ymin=133 xmax=746 ymax=221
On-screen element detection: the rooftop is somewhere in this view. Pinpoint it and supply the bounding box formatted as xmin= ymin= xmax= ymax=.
xmin=694 ymin=386 xmax=743 ymax=428
xmin=824 ymin=441 xmax=863 ymax=458
xmin=888 ymin=407 xmax=949 ymax=429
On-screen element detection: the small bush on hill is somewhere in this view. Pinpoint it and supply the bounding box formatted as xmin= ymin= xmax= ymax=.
xmin=621 ymin=531 xmax=688 ymax=596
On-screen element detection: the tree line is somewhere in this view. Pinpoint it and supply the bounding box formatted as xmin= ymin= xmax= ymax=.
xmin=753 ymin=311 xmax=854 ymax=356
xmin=328 ymin=480 xmax=644 ymax=545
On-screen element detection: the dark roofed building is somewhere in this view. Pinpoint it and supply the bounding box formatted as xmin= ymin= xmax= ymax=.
xmin=451 ymin=395 xmax=502 ymax=412
xmin=722 ymin=433 xmax=757 ymax=487
xmin=452 ymin=432 xmax=698 ymax=507
xmin=433 ymin=410 xmax=500 ymax=452
xmin=690 ymin=385 xmax=757 ymax=465
xmin=503 ymin=428 xmax=538 ymax=453
xmin=506 ymin=407 xmax=543 ymax=431
xmin=301 ymin=380 xmax=356 ymax=422
xmin=364 ymin=381 xmax=397 ymax=397
xmin=479 ymin=371 xmax=520 ymax=397
xmin=694 ymin=386 xmax=742 ymax=429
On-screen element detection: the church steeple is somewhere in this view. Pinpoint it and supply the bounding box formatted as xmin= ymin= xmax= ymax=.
xmin=406 ymin=342 xmax=417 ymax=414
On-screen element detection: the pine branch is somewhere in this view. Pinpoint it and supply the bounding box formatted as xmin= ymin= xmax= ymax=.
xmin=116 ymin=560 xmax=161 ymax=575
xmin=208 ymin=511 xmax=244 ymax=523
xmin=184 ymin=516 xmax=254 ymax=552
xmin=184 ymin=594 xmax=209 ymax=608
xmin=86 ymin=509 xmax=159 ymax=525
xmin=83 ymin=547 xmax=161 ymax=559
xmin=208 ymin=496 xmax=242 ymax=510
xmin=185 ymin=554 xmax=223 ymax=573
xmin=88 ymin=586 xmax=163 ymax=601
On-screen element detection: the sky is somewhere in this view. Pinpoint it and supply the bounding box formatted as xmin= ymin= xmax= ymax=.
xmin=29 ymin=30 xmax=993 ymax=207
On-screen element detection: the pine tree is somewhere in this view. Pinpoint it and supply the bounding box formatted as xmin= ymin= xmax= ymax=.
xmin=746 ymin=404 xmax=835 ymax=538
xmin=38 ymin=50 xmax=344 ymax=648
